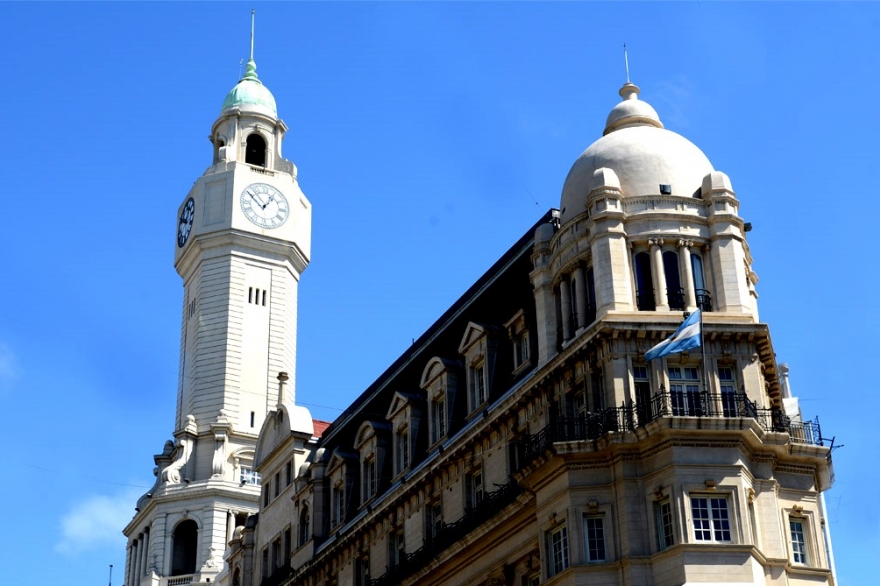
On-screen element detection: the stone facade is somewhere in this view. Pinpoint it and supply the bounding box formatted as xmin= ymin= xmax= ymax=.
xmin=125 ymin=31 xmax=836 ymax=586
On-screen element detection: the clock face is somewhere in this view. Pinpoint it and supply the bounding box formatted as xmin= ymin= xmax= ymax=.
xmin=177 ymin=197 xmax=195 ymax=248
xmin=240 ymin=183 xmax=290 ymax=229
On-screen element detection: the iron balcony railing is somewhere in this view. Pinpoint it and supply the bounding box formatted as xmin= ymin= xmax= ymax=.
xmin=695 ymin=288 xmax=713 ymax=312
xmin=667 ymin=287 xmax=686 ymax=310
xmin=367 ymin=482 xmax=522 ymax=586
xmin=636 ymin=290 xmax=656 ymax=311
xmin=516 ymin=390 xmax=827 ymax=472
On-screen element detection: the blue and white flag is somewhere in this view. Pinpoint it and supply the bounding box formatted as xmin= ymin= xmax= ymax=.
xmin=645 ymin=310 xmax=702 ymax=361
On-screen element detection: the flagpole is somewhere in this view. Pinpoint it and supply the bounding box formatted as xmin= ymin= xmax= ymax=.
xmin=700 ymin=309 xmax=709 ymax=395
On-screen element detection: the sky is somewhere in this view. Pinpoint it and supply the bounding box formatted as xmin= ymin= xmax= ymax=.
xmin=0 ymin=2 xmax=877 ymax=585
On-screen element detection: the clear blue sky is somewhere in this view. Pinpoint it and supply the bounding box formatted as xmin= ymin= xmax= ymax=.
xmin=0 ymin=2 xmax=876 ymax=585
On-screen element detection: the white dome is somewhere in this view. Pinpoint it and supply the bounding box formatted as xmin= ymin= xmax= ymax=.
xmin=560 ymin=84 xmax=714 ymax=224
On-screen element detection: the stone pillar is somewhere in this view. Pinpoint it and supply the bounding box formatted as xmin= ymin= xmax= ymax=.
xmin=560 ymin=277 xmax=572 ymax=341
xmin=227 ymin=510 xmax=237 ymax=545
xmin=573 ymin=266 xmax=587 ymax=331
xmin=649 ymin=239 xmax=668 ymax=311
xmin=141 ymin=529 xmax=150 ymax=577
xmin=125 ymin=542 xmax=134 ymax=586
xmin=678 ymin=239 xmax=697 ymax=311
xmin=134 ymin=537 xmax=142 ymax=583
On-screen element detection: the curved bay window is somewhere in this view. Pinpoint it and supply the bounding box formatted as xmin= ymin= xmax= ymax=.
xmin=692 ymin=253 xmax=712 ymax=311
xmin=662 ymin=250 xmax=685 ymax=310
xmin=171 ymin=519 xmax=198 ymax=576
xmin=245 ymin=133 xmax=267 ymax=166
xmin=633 ymin=252 xmax=655 ymax=311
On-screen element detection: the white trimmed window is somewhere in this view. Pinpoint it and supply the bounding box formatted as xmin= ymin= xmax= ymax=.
xmin=655 ymin=499 xmax=675 ymax=550
xmin=790 ymin=518 xmax=808 ymax=565
xmin=584 ymin=516 xmax=606 ymax=562
xmin=466 ymin=469 xmax=484 ymax=509
xmin=431 ymin=396 xmax=446 ymax=444
xmin=718 ymin=366 xmax=737 ymax=417
xmin=396 ymin=428 xmax=410 ymax=474
xmin=469 ymin=361 xmax=486 ymax=409
xmin=427 ymin=500 xmax=443 ymax=539
xmin=331 ymin=482 xmax=345 ymax=528
xmin=546 ymin=525 xmax=569 ymax=577
xmin=362 ymin=457 xmax=377 ymax=502
xmin=669 ymin=366 xmax=701 ymax=416
xmin=691 ymin=496 xmax=731 ymax=542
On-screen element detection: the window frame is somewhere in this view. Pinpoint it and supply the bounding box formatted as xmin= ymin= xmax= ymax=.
xmin=545 ymin=524 xmax=569 ymax=578
xmin=655 ymin=498 xmax=675 ymax=551
xmin=690 ymin=495 xmax=733 ymax=543
xmin=789 ymin=517 xmax=809 ymax=565
xmin=583 ymin=515 xmax=607 ymax=563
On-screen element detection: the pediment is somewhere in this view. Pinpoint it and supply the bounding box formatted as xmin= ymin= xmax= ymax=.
xmin=458 ymin=321 xmax=501 ymax=354
xmin=387 ymin=391 xmax=421 ymax=420
xmin=355 ymin=420 xmax=391 ymax=450
xmin=421 ymin=357 xmax=460 ymax=388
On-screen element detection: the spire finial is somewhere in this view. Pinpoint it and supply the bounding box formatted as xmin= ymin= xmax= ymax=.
xmin=242 ymin=8 xmax=260 ymax=82
xmin=623 ymin=42 xmax=630 ymax=84
xmin=250 ymin=8 xmax=255 ymax=63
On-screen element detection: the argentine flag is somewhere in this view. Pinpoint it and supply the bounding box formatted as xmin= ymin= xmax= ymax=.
xmin=645 ymin=310 xmax=702 ymax=361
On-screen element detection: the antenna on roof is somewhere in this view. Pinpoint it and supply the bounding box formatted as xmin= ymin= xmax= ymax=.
xmin=623 ymin=42 xmax=631 ymax=84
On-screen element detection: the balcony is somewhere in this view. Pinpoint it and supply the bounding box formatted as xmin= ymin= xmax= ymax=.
xmin=695 ymin=288 xmax=712 ymax=312
xmin=667 ymin=287 xmax=686 ymax=310
xmin=636 ymin=290 xmax=656 ymax=311
xmin=516 ymin=390 xmax=828 ymax=470
xmin=166 ymin=576 xmax=195 ymax=586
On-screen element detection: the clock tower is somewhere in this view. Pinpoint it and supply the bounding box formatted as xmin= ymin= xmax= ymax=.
xmin=123 ymin=13 xmax=314 ymax=586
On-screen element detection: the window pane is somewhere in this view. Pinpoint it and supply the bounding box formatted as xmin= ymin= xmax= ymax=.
xmin=585 ymin=517 xmax=606 ymax=562
xmin=790 ymin=519 xmax=807 ymax=564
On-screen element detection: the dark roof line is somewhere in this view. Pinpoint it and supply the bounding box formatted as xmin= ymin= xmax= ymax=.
xmin=319 ymin=209 xmax=557 ymax=443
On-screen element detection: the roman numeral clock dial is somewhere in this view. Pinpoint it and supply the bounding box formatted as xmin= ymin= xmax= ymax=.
xmin=240 ymin=183 xmax=290 ymax=229
xmin=177 ymin=197 xmax=195 ymax=247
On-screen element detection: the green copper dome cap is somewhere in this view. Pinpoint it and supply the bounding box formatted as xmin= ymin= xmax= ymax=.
xmin=219 ymin=10 xmax=277 ymax=116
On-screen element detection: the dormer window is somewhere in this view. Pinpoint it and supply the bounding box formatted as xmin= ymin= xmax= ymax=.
xmin=421 ymin=357 xmax=459 ymax=448
xmin=387 ymin=393 xmax=421 ymax=478
xmin=355 ymin=421 xmax=391 ymax=505
xmin=246 ymin=133 xmax=267 ymax=166
xmin=458 ymin=322 xmax=499 ymax=415
xmin=505 ymin=310 xmax=532 ymax=376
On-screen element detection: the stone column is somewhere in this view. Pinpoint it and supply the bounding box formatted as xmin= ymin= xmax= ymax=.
xmin=649 ymin=239 xmax=668 ymax=310
xmin=573 ymin=266 xmax=587 ymax=331
xmin=141 ymin=529 xmax=150 ymax=577
xmin=227 ymin=510 xmax=237 ymax=545
xmin=678 ymin=239 xmax=697 ymax=311
xmin=125 ymin=542 xmax=134 ymax=586
xmin=560 ymin=277 xmax=572 ymax=341
xmin=134 ymin=537 xmax=142 ymax=584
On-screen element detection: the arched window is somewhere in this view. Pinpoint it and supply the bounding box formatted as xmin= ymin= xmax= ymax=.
xmin=245 ymin=134 xmax=267 ymax=166
xmin=633 ymin=252 xmax=654 ymax=311
xmin=171 ymin=520 xmax=198 ymax=576
xmin=662 ymin=251 xmax=684 ymax=310
xmin=232 ymin=567 xmax=241 ymax=586
xmin=213 ymin=139 xmax=225 ymax=163
xmin=298 ymin=505 xmax=310 ymax=546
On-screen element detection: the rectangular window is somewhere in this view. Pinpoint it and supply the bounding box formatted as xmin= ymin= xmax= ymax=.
xmin=634 ymin=365 xmax=653 ymax=424
xmin=355 ymin=556 xmax=370 ymax=586
xmin=546 ymin=525 xmax=569 ymax=577
xmin=655 ymin=499 xmax=674 ymax=550
xmin=691 ymin=496 xmax=731 ymax=542
xmin=397 ymin=429 xmax=410 ymax=473
xmin=263 ymin=483 xmax=270 ymax=508
xmin=790 ymin=518 xmax=808 ymax=564
xmin=271 ymin=537 xmax=281 ymax=570
xmin=285 ymin=461 xmax=292 ymax=486
xmin=718 ymin=366 xmax=737 ymax=417
xmin=261 ymin=548 xmax=269 ymax=579
xmin=467 ymin=469 xmax=484 ymax=509
xmin=427 ymin=501 xmax=443 ymax=539
xmin=240 ymin=466 xmax=261 ymax=486
xmin=388 ymin=529 xmax=404 ymax=567
xmin=283 ymin=528 xmax=291 ymax=562
xmin=470 ymin=362 xmax=486 ymax=409
xmin=514 ymin=330 xmax=530 ymax=368
xmin=590 ymin=369 xmax=605 ymax=412
xmin=274 ymin=472 xmax=280 ymax=497
xmin=362 ymin=458 xmax=377 ymax=501
xmin=332 ymin=485 xmax=345 ymax=527
xmin=669 ymin=366 xmax=702 ymax=416
xmin=584 ymin=516 xmax=606 ymax=562
xmin=431 ymin=396 xmax=447 ymax=443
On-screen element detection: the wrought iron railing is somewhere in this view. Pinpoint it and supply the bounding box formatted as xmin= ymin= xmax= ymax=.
xmin=636 ymin=290 xmax=656 ymax=311
xmin=260 ymin=563 xmax=292 ymax=586
xmin=695 ymin=288 xmax=712 ymax=312
xmin=367 ymin=482 xmax=522 ymax=586
xmin=515 ymin=391 xmax=827 ymax=472
xmin=166 ymin=576 xmax=195 ymax=586
xmin=667 ymin=287 xmax=686 ymax=310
